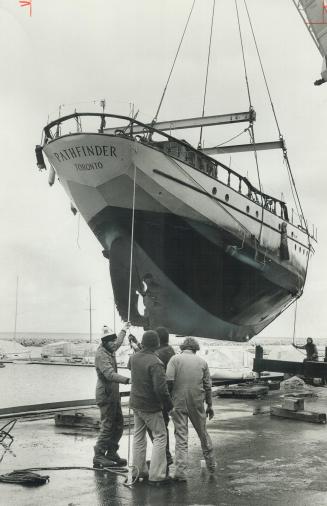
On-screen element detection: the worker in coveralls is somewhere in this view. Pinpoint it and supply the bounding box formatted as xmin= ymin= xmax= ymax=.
xmin=166 ymin=337 xmax=216 ymax=481
xmin=93 ymin=322 xmax=131 ymax=468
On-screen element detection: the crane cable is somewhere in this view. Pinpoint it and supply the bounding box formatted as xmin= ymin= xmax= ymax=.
xmin=198 ymin=0 xmax=216 ymax=149
xmin=152 ymin=0 xmax=196 ymax=125
xmin=235 ymin=0 xmax=265 ymax=242
xmin=243 ymin=0 xmax=311 ymax=257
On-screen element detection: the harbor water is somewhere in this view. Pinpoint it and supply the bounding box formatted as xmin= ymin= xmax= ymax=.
xmin=0 ymin=362 xmax=130 ymax=409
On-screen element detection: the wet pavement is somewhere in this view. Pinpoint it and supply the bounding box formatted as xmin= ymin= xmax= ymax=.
xmin=2 ymin=388 xmax=327 ymax=505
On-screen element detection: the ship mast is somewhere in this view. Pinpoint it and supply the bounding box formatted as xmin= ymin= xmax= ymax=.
xmin=88 ymin=286 xmax=92 ymax=344
xmin=13 ymin=276 xmax=19 ymax=342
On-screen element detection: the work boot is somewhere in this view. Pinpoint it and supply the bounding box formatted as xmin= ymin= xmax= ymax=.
xmin=106 ymin=451 xmax=127 ymax=467
xmin=93 ymin=448 xmax=118 ymax=469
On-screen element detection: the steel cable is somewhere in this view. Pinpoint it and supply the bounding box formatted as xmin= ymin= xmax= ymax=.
xmin=198 ymin=0 xmax=216 ymax=149
xmin=152 ymin=0 xmax=196 ymax=124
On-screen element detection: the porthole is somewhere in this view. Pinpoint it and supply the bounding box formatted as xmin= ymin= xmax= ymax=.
xmin=299 ymin=247 xmax=301 ymax=253
xmin=295 ymin=244 xmax=297 ymax=250
xmin=225 ymin=194 xmax=229 ymax=202
xmin=255 ymin=210 xmax=259 ymax=218
xmin=212 ymin=187 xmax=217 ymax=195
xmin=278 ymin=223 xmax=281 ymax=230
xmin=246 ymin=205 xmax=250 ymax=213
xmin=291 ymin=232 xmax=294 ymax=237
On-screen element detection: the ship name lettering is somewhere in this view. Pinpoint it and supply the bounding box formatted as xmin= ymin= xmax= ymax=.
xmin=53 ymin=144 xmax=117 ymax=163
xmin=74 ymin=161 xmax=104 ymax=171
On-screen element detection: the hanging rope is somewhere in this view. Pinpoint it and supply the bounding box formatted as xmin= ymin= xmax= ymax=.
xmin=126 ymin=164 xmax=137 ymax=477
xmin=292 ymin=299 xmax=298 ymax=344
xmin=76 ymin=213 xmax=81 ymax=249
xmin=198 ymin=0 xmax=216 ymax=149
xmin=152 ymin=0 xmax=196 ymax=124
xmin=127 ymin=165 xmax=137 ymax=324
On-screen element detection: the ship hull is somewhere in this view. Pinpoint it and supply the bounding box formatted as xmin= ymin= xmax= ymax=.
xmin=43 ymin=132 xmax=311 ymax=341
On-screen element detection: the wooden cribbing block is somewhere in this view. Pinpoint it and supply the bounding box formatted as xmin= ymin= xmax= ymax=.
xmin=270 ymin=407 xmax=326 ymax=424
xmin=217 ymin=385 xmax=269 ymax=399
xmin=282 ymin=397 xmax=304 ymax=411
xmin=55 ymin=410 xmax=134 ymax=429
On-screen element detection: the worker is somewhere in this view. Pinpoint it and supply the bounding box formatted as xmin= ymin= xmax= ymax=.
xmin=293 ymin=337 xmax=318 ymax=362
xmin=129 ymin=330 xmax=173 ymax=486
xmin=153 ymin=327 xmax=175 ymax=466
xmin=128 ymin=328 xmax=175 ymax=465
xmin=93 ymin=322 xmax=131 ymax=468
xmin=166 ymin=337 xmax=216 ymax=481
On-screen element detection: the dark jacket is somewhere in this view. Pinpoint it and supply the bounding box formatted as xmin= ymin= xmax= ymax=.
xmin=304 ymin=343 xmax=318 ymax=360
xmin=156 ymin=344 xmax=175 ymax=370
xmin=95 ymin=330 xmax=129 ymax=405
xmin=129 ymin=349 xmax=173 ymax=413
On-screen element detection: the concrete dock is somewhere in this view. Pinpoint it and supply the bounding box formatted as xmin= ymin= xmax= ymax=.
xmin=1 ymin=387 xmax=327 ymax=505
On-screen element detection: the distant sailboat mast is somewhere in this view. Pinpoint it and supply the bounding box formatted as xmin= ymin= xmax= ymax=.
xmin=13 ymin=276 xmax=19 ymax=342
xmin=89 ymin=286 xmax=92 ymax=344
xmin=293 ymin=0 xmax=327 ymax=84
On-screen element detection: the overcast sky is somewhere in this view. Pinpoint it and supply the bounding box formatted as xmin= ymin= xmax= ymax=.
xmin=0 ymin=0 xmax=326 ymax=340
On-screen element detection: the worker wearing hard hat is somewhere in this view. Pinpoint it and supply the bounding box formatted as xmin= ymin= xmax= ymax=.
xmin=166 ymin=337 xmax=216 ymax=481
xmin=93 ymin=322 xmax=131 ymax=469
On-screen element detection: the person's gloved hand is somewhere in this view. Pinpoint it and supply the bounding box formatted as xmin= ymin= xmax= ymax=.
xmin=128 ymin=334 xmax=138 ymax=344
xmin=206 ymin=406 xmax=214 ymax=420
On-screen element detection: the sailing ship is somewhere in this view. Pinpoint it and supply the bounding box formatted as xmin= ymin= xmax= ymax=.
xmin=35 ymin=2 xmax=319 ymax=341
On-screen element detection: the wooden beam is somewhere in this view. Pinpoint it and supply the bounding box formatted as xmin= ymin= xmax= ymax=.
xmin=104 ymin=111 xmax=255 ymax=135
xmin=253 ymin=358 xmax=327 ymax=379
xmin=271 ymin=406 xmax=326 ymax=424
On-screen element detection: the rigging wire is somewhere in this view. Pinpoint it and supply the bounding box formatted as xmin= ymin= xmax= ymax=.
xmin=198 ymin=0 xmax=216 ymax=149
xmin=282 ymin=156 xmax=301 ymax=218
xmin=214 ymin=126 xmax=250 ymax=148
xmin=243 ymin=2 xmax=308 ymax=223
xmin=235 ymin=0 xmax=252 ymax=108
xmin=243 ymin=0 xmax=282 ymax=138
xmin=243 ymin=0 xmax=312 ymax=261
xmin=235 ymin=0 xmax=264 ymax=241
xmin=152 ymin=0 xmax=196 ymax=124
